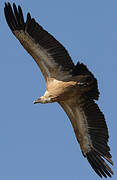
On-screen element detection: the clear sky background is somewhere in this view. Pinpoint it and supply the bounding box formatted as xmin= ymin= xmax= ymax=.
xmin=0 ymin=0 xmax=117 ymax=179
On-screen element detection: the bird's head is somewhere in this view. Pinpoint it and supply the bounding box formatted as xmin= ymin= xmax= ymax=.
xmin=33 ymin=96 xmax=51 ymax=104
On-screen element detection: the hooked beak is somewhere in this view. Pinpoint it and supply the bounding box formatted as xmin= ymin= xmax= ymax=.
xmin=33 ymin=98 xmax=41 ymax=104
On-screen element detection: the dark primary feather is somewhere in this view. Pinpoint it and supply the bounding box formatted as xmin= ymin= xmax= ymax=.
xmin=86 ymin=149 xmax=113 ymax=178
xmin=79 ymin=97 xmax=113 ymax=178
xmin=87 ymin=150 xmax=110 ymax=178
xmin=4 ymin=2 xmax=75 ymax=72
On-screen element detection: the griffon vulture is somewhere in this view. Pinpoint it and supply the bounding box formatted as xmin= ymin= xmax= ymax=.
xmin=4 ymin=2 xmax=113 ymax=178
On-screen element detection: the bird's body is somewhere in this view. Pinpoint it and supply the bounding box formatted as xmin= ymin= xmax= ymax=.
xmin=4 ymin=2 xmax=114 ymax=178
xmin=38 ymin=75 xmax=93 ymax=103
xmin=45 ymin=78 xmax=78 ymax=102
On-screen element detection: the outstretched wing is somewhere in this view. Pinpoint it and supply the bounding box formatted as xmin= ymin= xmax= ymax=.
xmin=4 ymin=3 xmax=74 ymax=81
xmin=59 ymin=97 xmax=113 ymax=178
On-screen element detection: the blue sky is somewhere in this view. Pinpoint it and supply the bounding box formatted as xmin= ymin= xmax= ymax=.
xmin=0 ymin=0 xmax=117 ymax=179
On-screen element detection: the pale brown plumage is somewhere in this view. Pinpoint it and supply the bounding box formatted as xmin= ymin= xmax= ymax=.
xmin=4 ymin=2 xmax=113 ymax=178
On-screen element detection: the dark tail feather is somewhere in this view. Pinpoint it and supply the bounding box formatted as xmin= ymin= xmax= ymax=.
xmin=72 ymin=62 xmax=99 ymax=100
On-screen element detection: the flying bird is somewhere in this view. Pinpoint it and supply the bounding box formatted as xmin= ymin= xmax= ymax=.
xmin=4 ymin=2 xmax=113 ymax=178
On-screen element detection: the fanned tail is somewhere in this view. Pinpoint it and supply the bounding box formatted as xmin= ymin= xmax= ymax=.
xmin=72 ymin=62 xmax=99 ymax=100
